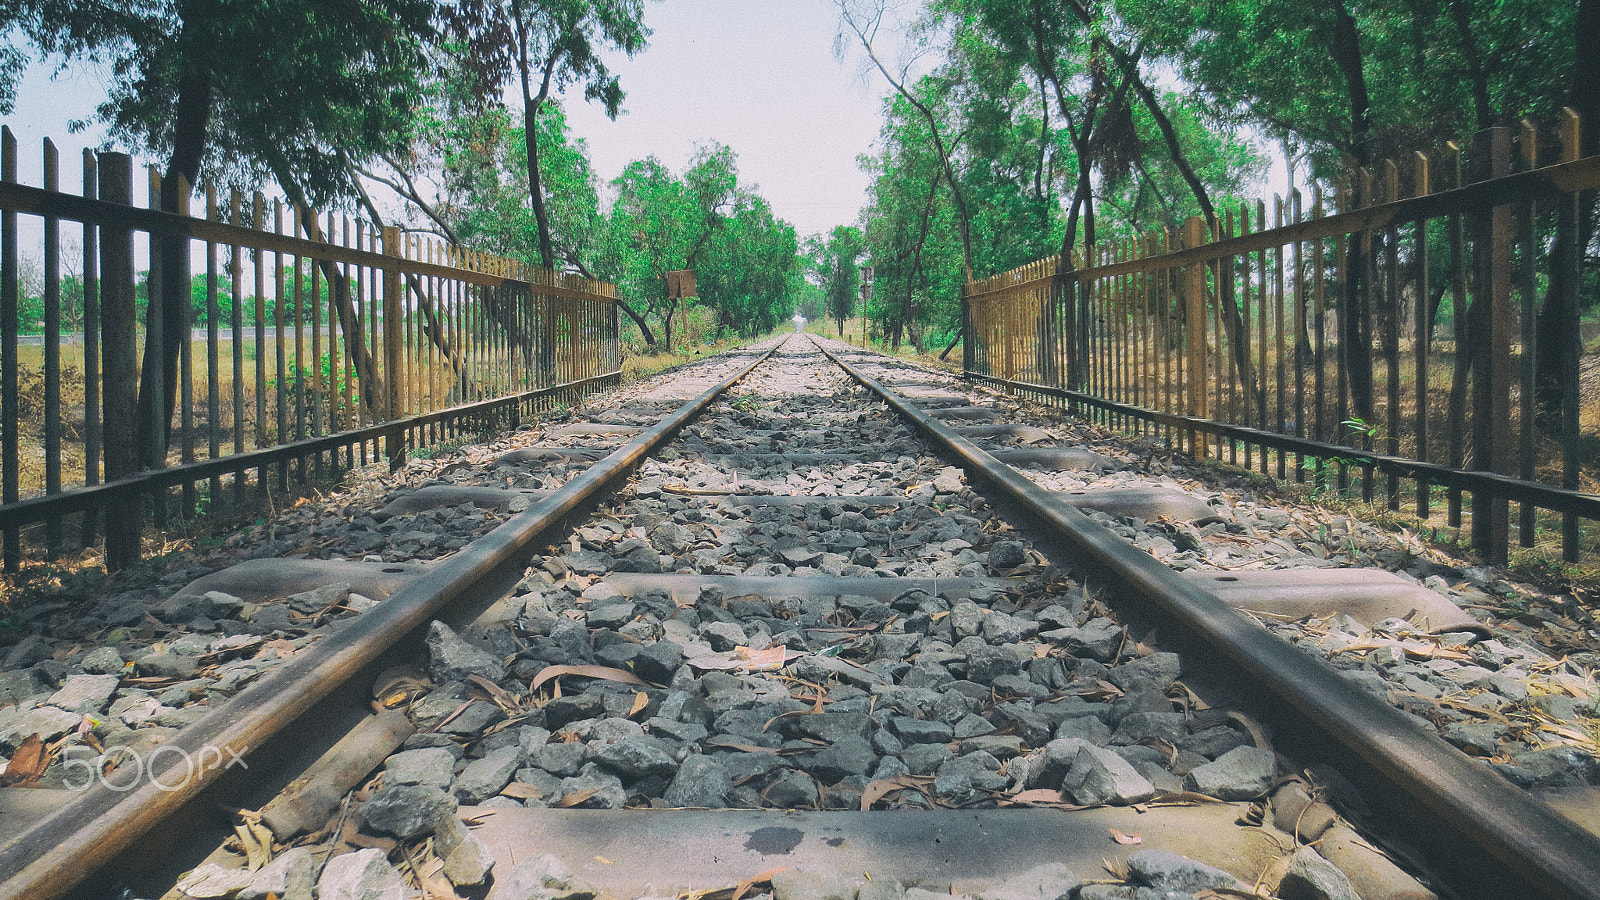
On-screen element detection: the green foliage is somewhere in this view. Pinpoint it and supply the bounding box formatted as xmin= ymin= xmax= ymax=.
xmin=604 ymin=144 xmax=798 ymax=347
xmin=810 ymin=226 xmax=865 ymax=337
xmin=8 ymin=0 xmax=438 ymax=204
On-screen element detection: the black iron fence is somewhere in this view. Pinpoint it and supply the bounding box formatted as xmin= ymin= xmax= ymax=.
xmin=0 ymin=129 xmax=621 ymax=571
xmin=965 ymin=112 xmax=1600 ymax=567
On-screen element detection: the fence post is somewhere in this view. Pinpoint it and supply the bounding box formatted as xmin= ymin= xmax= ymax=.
xmin=1559 ymin=109 xmax=1583 ymax=561
xmin=80 ymin=148 xmax=101 ymax=550
xmin=961 ymin=285 xmax=973 ymax=373
xmin=99 ymin=153 xmax=141 ymax=570
xmin=381 ymin=226 xmax=405 ymax=468
xmin=2 ymin=129 xmax=17 ymax=571
xmin=1470 ymin=128 xmax=1512 ymax=564
xmin=1183 ymin=216 xmax=1209 ymax=459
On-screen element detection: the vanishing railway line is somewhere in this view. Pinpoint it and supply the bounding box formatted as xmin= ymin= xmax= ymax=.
xmin=1 ymin=335 xmax=1598 ymax=900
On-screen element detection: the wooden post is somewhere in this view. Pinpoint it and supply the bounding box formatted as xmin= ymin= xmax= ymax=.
xmin=99 ymin=152 xmax=141 ymax=570
xmin=381 ymin=226 xmax=405 ymax=468
xmin=80 ymin=149 xmax=101 ymax=549
xmin=1558 ymin=109 xmax=1583 ymax=561
xmin=1470 ymin=127 xmax=1512 ymax=564
xmin=1183 ymin=216 xmax=1208 ymax=458
xmin=2 ymin=128 xmax=17 ymax=571
xmin=1413 ymin=152 xmax=1432 ymax=519
xmin=1517 ymin=121 xmax=1538 ymax=547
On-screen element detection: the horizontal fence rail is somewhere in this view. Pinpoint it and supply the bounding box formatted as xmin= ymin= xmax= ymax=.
xmin=0 ymin=128 xmax=621 ymax=571
xmin=964 ymin=111 xmax=1600 ymax=568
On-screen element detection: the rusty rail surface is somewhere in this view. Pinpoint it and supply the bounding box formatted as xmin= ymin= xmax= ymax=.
xmin=821 ymin=337 xmax=1600 ymax=900
xmin=0 ymin=345 xmax=777 ymax=900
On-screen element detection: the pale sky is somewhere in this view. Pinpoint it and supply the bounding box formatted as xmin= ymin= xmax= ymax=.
xmin=563 ymin=0 xmax=889 ymax=240
xmin=3 ymin=0 xmax=892 ymax=241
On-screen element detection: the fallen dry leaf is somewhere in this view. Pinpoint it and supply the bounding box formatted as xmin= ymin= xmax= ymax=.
xmin=468 ymin=674 xmax=522 ymax=713
xmin=401 ymin=841 xmax=463 ymax=900
xmin=501 ymin=782 xmax=545 ymax=800
xmin=372 ymin=665 xmax=431 ymax=709
xmin=859 ymin=775 xmax=933 ymax=810
xmin=1110 ymin=828 xmax=1143 ymax=846
xmin=1 ymin=735 xmax=48 ymax=786
xmin=555 ymin=788 xmax=600 ymax=808
xmin=530 ymin=664 xmax=648 ymax=692
xmin=628 ymin=691 xmax=650 ymax=718
xmin=732 ymin=866 xmax=794 ymax=900
xmin=704 ymin=739 xmax=780 ymax=755
xmin=1007 ymin=788 xmax=1068 ymax=805
xmin=735 ymin=645 xmax=793 ymax=672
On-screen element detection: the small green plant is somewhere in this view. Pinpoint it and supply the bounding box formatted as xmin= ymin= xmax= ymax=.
xmin=1300 ymin=417 xmax=1385 ymax=498
xmin=1342 ymin=415 xmax=1384 ymax=445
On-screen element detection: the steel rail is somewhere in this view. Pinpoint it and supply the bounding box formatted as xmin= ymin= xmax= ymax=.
xmin=816 ymin=337 xmax=1600 ymax=900
xmin=0 ymin=346 xmax=778 ymax=900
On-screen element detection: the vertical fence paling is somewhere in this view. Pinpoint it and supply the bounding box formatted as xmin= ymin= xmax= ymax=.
xmin=0 ymin=136 xmax=622 ymax=572
xmin=964 ymin=113 xmax=1600 ymax=567
xmin=99 ymin=153 xmax=139 ymax=570
xmin=2 ymin=128 xmax=18 ymax=570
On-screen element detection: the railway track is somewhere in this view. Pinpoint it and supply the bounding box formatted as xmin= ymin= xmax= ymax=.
xmin=1 ymin=335 xmax=1598 ymax=900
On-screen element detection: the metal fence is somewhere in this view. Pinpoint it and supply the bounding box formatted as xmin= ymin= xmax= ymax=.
xmin=0 ymin=128 xmax=621 ymax=571
xmin=964 ymin=112 xmax=1600 ymax=567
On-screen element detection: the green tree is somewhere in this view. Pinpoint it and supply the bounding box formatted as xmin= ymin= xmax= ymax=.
xmin=7 ymin=0 xmax=436 ymax=464
xmin=442 ymin=0 xmax=649 ymax=269
xmin=816 ymin=226 xmax=865 ymax=337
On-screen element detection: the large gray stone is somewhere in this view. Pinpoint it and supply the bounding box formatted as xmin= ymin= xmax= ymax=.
xmin=0 ymin=668 xmax=50 ymax=705
xmin=47 ymin=674 xmax=121 ymax=715
xmin=360 ymin=784 xmax=457 ymax=839
xmin=426 ymin=620 xmax=506 ymax=683
xmin=238 ymin=846 xmax=315 ymax=900
xmin=171 ymin=863 xmax=255 ymax=899
xmin=495 ymin=853 xmax=600 ymax=900
xmin=589 ymin=735 xmax=679 ymax=780
xmin=287 ymin=581 xmax=352 ymax=614
xmin=664 ymin=755 xmax=734 ymax=807
xmin=317 ymin=848 xmax=407 ymax=900
xmin=558 ymin=765 xmax=626 ymax=809
xmin=79 ymin=647 xmax=126 ymax=676
xmin=975 ymin=862 xmax=1082 ymax=900
xmin=136 ymin=652 xmax=199 ymax=679
xmin=454 ymin=745 xmax=523 ymax=804
xmin=383 ymin=747 xmax=456 ymax=789
xmin=631 ymin=640 xmax=685 ymax=684
xmin=1106 ymin=652 xmax=1181 ymax=693
xmin=1183 ymin=745 xmax=1275 ymax=800
xmin=0 ymin=705 xmax=83 ymax=752
xmin=1277 ymin=846 xmax=1360 ymax=900
xmin=1124 ymin=850 xmax=1238 ymax=893
xmin=808 ymin=735 xmax=878 ymax=783
xmin=435 ymin=815 xmax=495 ymax=888
xmin=965 ymin=645 xmax=1023 ymax=684
xmin=933 ymin=751 xmax=1008 ymax=797
xmin=1029 ymin=738 xmax=1155 ymax=806
xmin=771 ymin=868 xmax=860 ymax=900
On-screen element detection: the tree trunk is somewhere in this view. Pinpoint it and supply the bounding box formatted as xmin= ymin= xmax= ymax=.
xmin=521 ymin=100 xmax=556 ymax=270
xmin=135 ymin=64 xmax=211 ymax=468
xmin=267 ymin=155 xmax=389 ymax=420
xmin=617 ymin=297 xmax=659 ymax=348
xmin=1533 ymin=0 xmax=1599 ymax=435
xmin=1328 ymin=0 xmax=1377 ymax=421
xmin=1446 ymin=0 xmax=1496 ymax=132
